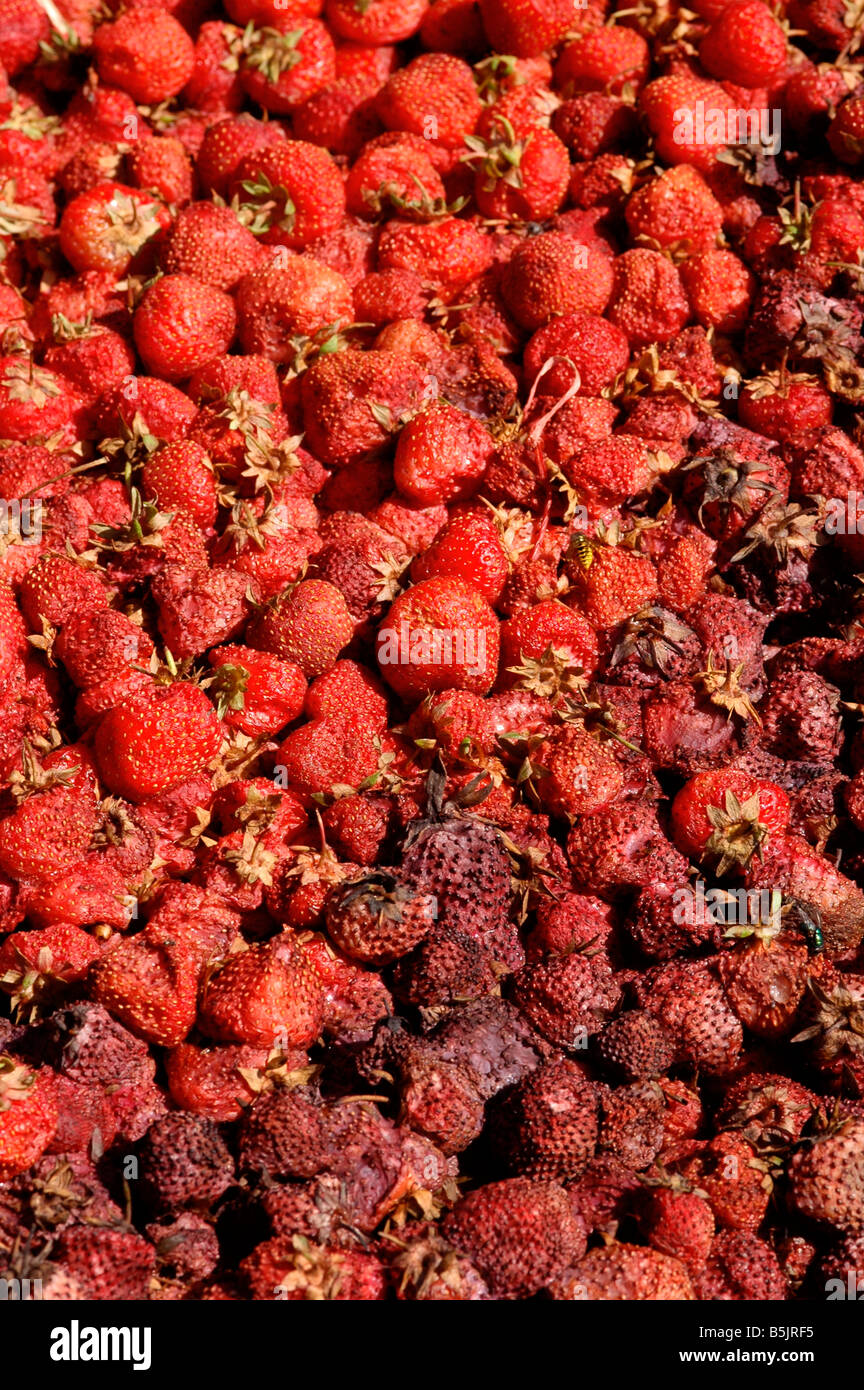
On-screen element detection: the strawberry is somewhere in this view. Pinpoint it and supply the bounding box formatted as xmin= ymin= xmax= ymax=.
xmin=95 ymin=682 xmax=223 ymax=802
xmin=625 ymin=165 xmax=723 ymax=256
xmin=500 ymin=231 xmax=614 ymax=330
xmin=699 ymin=0 xmax=787 ymax=88
xmin=470 ymin=125 xmax=570 ymax=222
xmin=680 ymin=249 xmax=756 ymax=335
xmin=133 ymin=274 xmax=236 ymax=382
xmin=488 ymin=1057 xmax=598 ymax=1180
xmin=19 ymin=551 xmax=108 ymax=630
xmin=566 ymin=543 xmax=658 ymax=630
xmin=52 ymin=1227 xmax=156 ymax=1301
xmin=233 ymin=139 xmax=345 ymax=248
xmin=59 ymin=182 xmax=171 ymax=276
xmin=300 ymin=348 xmax=429 ymax=466
xmin=235 ymin=260 xmax=353 ymax=357
xmin=196 ymin=114 xmax=286 ymax=197
xmin=0 ymin=1057 xmax=57 ymax=1179
xmin=325 ymin=869 xmax=437 ymax=964
xmin=141 ymin=440 xmax=219 ymax=531
xmin=738 ymin=374 xmax=833 ymax=442
xmin=788 ymin=1118 xmax=864 ymax=1231
xmin=93 ymin=10 xmax=196 ymax=103
xmin=0 ymin=923 xmax=104 ymax=1018
xmin=695 ymin=1232 xmax=786 ymax=1301
xmin=411 ymin=510 xmax=509 ymax=606
xmin=0 ymin=0 xmax=50 ymax=77
xmin=394 ymin=401 xmax=494 ymax=507
xmin=554 ymin=27 xmax=650 ymax=96
xmin=377 ymin=53 xmax=481 ymax=147
xmin=0 ymin=354 xmax=83 ymax=443
xmin=670 ymin=768 xmax=790 ymax=872
xmin=828 ymin=94 xmax=864 ymax=165
xmin=184 ymin=19 xmax=246 ymax=113
xmin=523 ymin=313 xmax=629 ymax=398
xmin=240 ymin=17 xmax=336 ymax=114
xmin=605 ymin=248 xmax=690 ymax=349
xmin=164 ymin=1041 xmax=277 ymax=1122
xmin=247 ymin=578 xmax=354 ymax=677
xmin=345 ymin=141 xmax=446 ymax=220
xmin=162 ymin=202 xmax=265 ymax=293
xmin=639 ymin=72 xmax=738 ymax=172
xmin=377 ymin=216 xmax=493 ymax=296
xmin=443 ymin=1178 xmax=584 ymax=1297
xmin=554 ymin=1243 xmax=694 ymax=1300
xmin=208 ymin=645 xmax=306 ymax=736
xmin=198 ymin=935 xmax=325 ymax=1046
xmin=478 ymin=0 xmax=591 ymax=58
xmin=151 ymin=564 xmax=256 ymax=659
xmin=376 ymin=575 xmax=500 ymax=699
xmin=636 ymin=959 xmax=743 ymax=1075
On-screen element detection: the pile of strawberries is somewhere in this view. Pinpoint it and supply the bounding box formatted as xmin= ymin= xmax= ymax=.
xmin=0 ymin=0 xmax=864 ymax=1304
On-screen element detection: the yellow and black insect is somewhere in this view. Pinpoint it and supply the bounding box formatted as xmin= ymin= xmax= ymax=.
xmin=569 ymin=533 xmax=594 ymax=570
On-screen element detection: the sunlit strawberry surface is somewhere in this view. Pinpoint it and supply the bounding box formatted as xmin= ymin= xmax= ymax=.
xmin=0 ymin=0 xmax=863 ymax=1303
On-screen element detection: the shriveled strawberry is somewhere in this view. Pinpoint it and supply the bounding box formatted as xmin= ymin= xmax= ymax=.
xmin=198 ymin=935 xmax=325 ymax=1047
xmin=235 ymin=260 xmax=353 ymax=357
xmin=500 ymin=231 xmax=614 ymax=330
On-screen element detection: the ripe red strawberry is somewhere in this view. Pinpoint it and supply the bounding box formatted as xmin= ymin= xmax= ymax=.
xmin=555 ymin=27 xmax=650 ymax=96
xmin=208 ymin=644 xmax=306 ymax=737
xmin=376 ymin=53 xmax=481 ymax=148
xmin=92 ymin=10 xmax=194 ymax=103
xmin=443 ymin=1178 xmax=584 ymax=1297
xmin=639 ymin=72 xmax=737 ymax=172
xmin=470 ymin=125 xmax=570 ymax=222
xmin=164 ymin=1041 xmax=276 ymax=1122
xmin=478 ymin=0 xmax=589 ymax=57
xmin=0 ymin=354 xmax=83 ymax=443
xmin=0 ymin=783 xmax=98 ymax=881
xmin=234 ymin=139 xmax=345 ymax=248
xmin=134 ymin=274 xmax=236 ymax=382
xmin=240 ymin=17 xmax=336 ymax=114
xmin=247 ymin=578 xmax=354 ymax=677
xmin=57 ymin=181 xmax=170 ymax=277
xmin=500 ymin=231 xmax=614 ymax=330
xmin=305 ymin=658 xmax=389 ymax=725
xmin=0 ymin=1058 xmax=58 ymax=1179
xmin=327 ymin=0 xmax=427 ymax=42
xmin=346 ymin=142 xmax=446 ymax=220
xmin=184 ymin=19 xmax=246 ymax=113
xmin=20 ymin=552 xmax=109 ymax=631
xmin=680 ymin=249 xmax=756 ymax=335
xmin=828 ymin=94 xmax=864 ymax=165
xmin=411 ymin=511 xmax=509 ymax=606
xmin=198 ymin=935 xmax=325 ymax=1047
xmin=141 ymin=440 xmax=219 ymax=531
xmin=377 ymin=216 xmax=493 ymax=296
xmin=670 ymin=768 xmax=790 ymax=871
xmin=95 ymin=682 xmax=222 ymax=803
xmin=196 ymin=114 xmax=287 ymax=197
xmin=700 ymin=0 xmax=787 ymax=87
xmin=626 ymin=166 xmax=723 ymax=256
xmin=394 ymin=401 xmax=494 ymax=507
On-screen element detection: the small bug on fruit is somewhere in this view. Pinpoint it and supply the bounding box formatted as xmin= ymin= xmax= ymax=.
xmin=569 ymin=534 xmax=593 ymax=570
